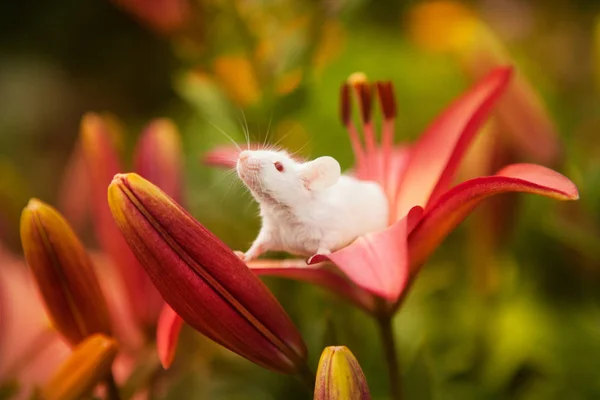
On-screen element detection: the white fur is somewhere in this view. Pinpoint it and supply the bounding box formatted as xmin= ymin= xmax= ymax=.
xmin=236 ymin=149 xmax=389 ymax=260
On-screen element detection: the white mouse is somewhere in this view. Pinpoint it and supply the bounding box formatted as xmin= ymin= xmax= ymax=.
xmin=236 ymin=149 xmax=389 ymax=261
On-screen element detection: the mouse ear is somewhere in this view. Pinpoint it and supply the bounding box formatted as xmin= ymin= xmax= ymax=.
xmin=301 ymin=156 xmax=341 ymax=190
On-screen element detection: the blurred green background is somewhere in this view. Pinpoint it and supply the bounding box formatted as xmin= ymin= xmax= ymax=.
xmin=2 ymin=0 xmax=600 ymax=398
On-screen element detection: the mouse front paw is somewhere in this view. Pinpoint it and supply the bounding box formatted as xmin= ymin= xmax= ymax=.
xmin=234 ymin=250 xmax=256 ymax=263
xmin=242 ymin=243 xmax=266 ymax=262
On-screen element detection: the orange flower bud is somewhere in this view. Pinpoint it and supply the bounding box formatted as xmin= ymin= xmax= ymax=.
xmin=20 ymin=199 xmax=111 ymax=345
xmin=42 ymin=334 xmax=118 ymax=400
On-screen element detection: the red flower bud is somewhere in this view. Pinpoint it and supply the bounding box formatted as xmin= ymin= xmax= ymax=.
xmin=108 ymin=173 xmax=308 ymax=374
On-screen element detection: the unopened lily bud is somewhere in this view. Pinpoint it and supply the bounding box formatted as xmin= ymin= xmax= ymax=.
xmin=42 ymin=334 xmax=118 ymax=400
xmin=315 ymin=346 xmax=371 ymax=400
xmin=20 ymin=199 xmax=111 ymax=345
xmin=108 ymin=173 xmax=308 ymax=374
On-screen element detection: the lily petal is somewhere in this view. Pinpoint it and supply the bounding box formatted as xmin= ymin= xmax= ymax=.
xmin=57 ymin=141 xmax=90 ymax=231
xmin=309 ymin=207 xmax=423 ymax=301
xmin=409 ymin=163 xmax=579 ymax=270
xmin=394 ymin=67 xmax=512 ymax=219
xmin=134 ymin=119 xmax=183 ymax=203
xmin=156 ymin=304 xmax=184 ymax=369
xmin=81 ymin=113 xmax=163 ymax=328
xmin=248 ymin=259 xmax=376 ymax=313
xmin=202 ymin=145 xmax=241 ymax=169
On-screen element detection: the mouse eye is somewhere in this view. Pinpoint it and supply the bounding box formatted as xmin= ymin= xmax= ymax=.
xmin=274 ymin=161 xmax=284 ymax=172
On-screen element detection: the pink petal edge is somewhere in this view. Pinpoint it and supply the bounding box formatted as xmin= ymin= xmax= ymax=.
xmin=408 ymin=163 xmax=579 ymax=270
xmin=156 ymin=304 xmax=184 ymax=369
xmin=394 ymin=67 xmax=513 ymax=219
xmin=202 ymin=145 xmax=241 ymax=169
xmin=248 ymin=259 xmax=376 ymax=313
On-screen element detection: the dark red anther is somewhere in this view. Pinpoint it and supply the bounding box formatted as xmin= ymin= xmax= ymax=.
xmin=340 ymin=84 xmax=352 ymax=126
xmin=376 ymin=81 xmax=397 ymax=120
xmin=354 ymin=82 xmax=373 ymax=124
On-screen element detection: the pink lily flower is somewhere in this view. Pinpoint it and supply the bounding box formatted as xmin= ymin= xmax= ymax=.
xmin=203 ymin=66 xmax=579 ymax=314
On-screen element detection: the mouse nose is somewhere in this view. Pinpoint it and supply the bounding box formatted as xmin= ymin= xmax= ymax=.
xmin=239 ymin=151 xmax=250 ymax=162
xmin=238 ymin=151 xmax=260 ymax=171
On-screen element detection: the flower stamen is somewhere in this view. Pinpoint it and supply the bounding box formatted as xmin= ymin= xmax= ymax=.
xmin=340 ymin=83 xmax=366 ymax=172
xmin=376 ymin=81 xmax=399 ymax=217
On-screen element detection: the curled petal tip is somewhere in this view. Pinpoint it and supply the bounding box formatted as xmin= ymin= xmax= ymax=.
xmin=307 ymin=254 xmax=326 ymax=265
xmin=495 ymin=163 xmax=579 ymax=201
xmin=202 ymin=145 xmax=242 ymax=169
xmin=157 ymin=304 xmax=184 ymax=369
xmin=409 ymin=163 xmax=580 ymax=269
xmin=315 ymin=346 xmax=371 ymax=400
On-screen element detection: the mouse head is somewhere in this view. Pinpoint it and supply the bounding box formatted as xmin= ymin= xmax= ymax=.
xmin=237 ymin=149 xmax=341 ymax=205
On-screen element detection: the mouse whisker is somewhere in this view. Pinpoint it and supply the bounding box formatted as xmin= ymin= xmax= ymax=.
xmin=289 ymin=139 xmax=311 ymax=159
xmin=234 ymin=108 xmax=250 ymax=151
xmin=264 ymin=109 xmax=274 ymax=148
xmin=261 ymin=127 xmax=269 ymax=150
xmin=220 ymin=170 xmax=242 ymax=201
xmin=205 ymin=118 xmax=242 ymax=152
xmin=240 ymin=108 xmax=251 ymax=150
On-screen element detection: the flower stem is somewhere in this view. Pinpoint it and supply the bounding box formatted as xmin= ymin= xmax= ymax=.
xmin=297 ymin=363 xmax=316 ymax=392
xmin=105 ymin=373 xmax=122 ymax=400
xmin=377 ymin=316 xmax=402 ymax=400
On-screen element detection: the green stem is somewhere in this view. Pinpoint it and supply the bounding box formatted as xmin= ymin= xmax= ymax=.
xmin=105 ymin=373 xmax=122 ymax=400
xmin=377 ymin=316 xmax=402 ymax=400
xmin=297 ymin=363 xmax=316 ymax=392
